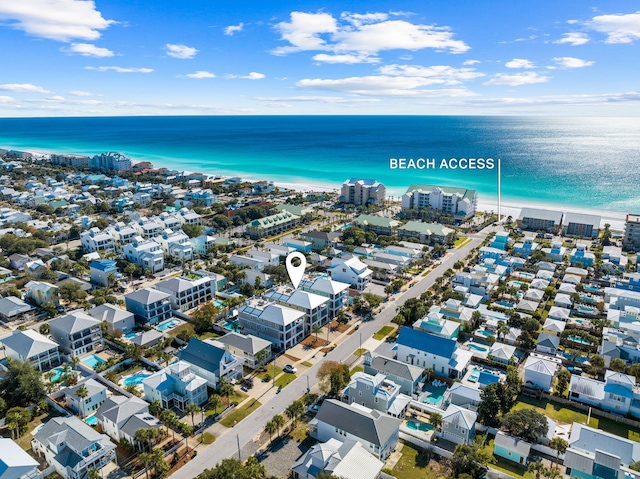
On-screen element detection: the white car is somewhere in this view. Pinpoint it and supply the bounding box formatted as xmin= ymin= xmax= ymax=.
xmin=283 ymin=364 xmax=297 ymax=374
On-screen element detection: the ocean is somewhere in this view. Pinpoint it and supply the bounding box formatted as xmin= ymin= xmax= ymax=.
xmin=1 ymin=116 xmax=639 ymax=218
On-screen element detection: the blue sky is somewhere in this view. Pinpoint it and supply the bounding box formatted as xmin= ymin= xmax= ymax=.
xmin=0 ymin=0 xmax=639 ymax=116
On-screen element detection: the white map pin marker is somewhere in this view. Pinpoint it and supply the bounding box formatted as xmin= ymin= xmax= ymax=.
xmin=285 ymin=251 xmax=306 ymax=289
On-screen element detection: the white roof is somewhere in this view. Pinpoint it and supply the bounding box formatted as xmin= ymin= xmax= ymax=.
xmin=0 ymin=438 xmax=39 ymax=479
xmin=1 ymin=329 xmax=59 ymax=358
xmin=524 ymin=355 xmax=557 ymax=375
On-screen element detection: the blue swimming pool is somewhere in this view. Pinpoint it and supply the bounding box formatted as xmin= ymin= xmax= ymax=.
xmin=405 ymin=420 xmax=434 ymax=432
xmin=476 ymin=329 xmax=494 ymax=338
xmin=82 ymin=354 xmax=106 ymax=369
xmin=495 ymin=301 xmax=515 ymax=309
xmin=213 ymin=300 xmax=224 ymax=308
xmin=223 ymin=320 xmax=239 ymax=331
xmin=125 ymin=332 xmax=139 ymax=340
xmin=85 ymin=416 xmax=98 ymax=426
xmin=576 ymin=305 xmax=597 ymax=315
xmin=467 ymin=342 xmax=489 ymax=353
xmin=49 ymin=367 xmax=65 ymax=382
xmin=583 ymin=285 xmax=601 ymax=292
xmin=568 ymin=335 xmax=591 ymax=345
xmin=123 ymin=373 xmax=152 ymax=387
xmin=156 ymin=319 xmax=180 ymax=331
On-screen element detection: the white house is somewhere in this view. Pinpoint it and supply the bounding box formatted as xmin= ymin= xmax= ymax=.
xmin=155 ymin=275 xmax=214 ymax=311
xmin=154 ymin=230 xmax=193 ymax=261
xmin=328 ymin=257 xmax=372 ymax=291
xmin=176 ymin=338 xmax=244 ymax=388
xmin=80 ymin=228 xmax=116 ymax=254
xmin=263 ymin=285 xmax=330 ymax=335
xmin=122 ymin=239 xmax=164 ymax=273
xmin=64 ymin=378 xmax=107 ymax=417
xmin=86 ymin=304 xmax=135 ymax=335
xmin=441 ymin=404 xmax=477 ymax=445
xmin=142 ymin=361 xmax=208 ymax=411
xmin=0 ymin=438 xmax=41 ymax=479
xmin=49 ymin=311 xmax=103 ymax=357
xmin=523 ymin=354 xmax=559 ymax=391
xmin=238 ymin=298 xmax=306 ymax=351
xmin=0 ymin=329 xmax=61 ymax=372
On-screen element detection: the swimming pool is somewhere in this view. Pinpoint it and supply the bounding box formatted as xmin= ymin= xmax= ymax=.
xmin=213 ymin=300 xmax=224 ymax=308
xmin=510 ymin=280 xmax=524 ymax=287
xmin=468 ymin=370 xmax=480 ymax=382
xmin=223 ymin=320 xmax=239 ymax=331
xmin=583 ymin=285 xmax=601 ymax=293
xmin=123 ymin=373 xmax=152 ymax=387
xmin=478 ymin=370 xmax=500 ymax=386
xmin=467 ymin=342 xmax=489 ymax=353
xmin=576 ymin=305 xmax=597 ymax=315
xmin=405 ymin=420 xmax=434 ymax=432
xmin=568 ymin=335 xmax=591 ymax=345
xmin=125 ymin=332 xmax=139 ymax=340
xmin=519 ymin=272 xmax=535 ymax=279
xmin=156 ymin=319 xmax=180 ymax=331
xmin=49 ymin=367 xmax=65 ymax=382
xmin=579 ymin=296 xmax=598 ymax=304
xmin=85 ymin=416 xmax=98 ymax=426
xmin=476 ymin=329 xmax=494 ymax=338
xmin=82 ymin=354 xmax=106 ymax=369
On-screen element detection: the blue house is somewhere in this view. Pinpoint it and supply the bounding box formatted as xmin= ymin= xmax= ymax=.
xmin=395 ymin=327 xmax=472 ymax=379
xmin=89 ymin=259 xmax=119 ymax=287
xmin=570 ymin=244 xmax=595 ymax=268
xmin=490 ymin=232 xmax=510 ymax=250
xmin=494 ymin=431 xmax=531 ymax=466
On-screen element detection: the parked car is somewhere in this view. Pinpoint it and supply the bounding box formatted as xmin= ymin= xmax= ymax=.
xmin=283 ymin=364 xmax=297 ymax=374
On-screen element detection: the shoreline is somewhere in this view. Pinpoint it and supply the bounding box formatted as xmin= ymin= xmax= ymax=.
xmin=3 ymin=143 xmax=628 ymax=231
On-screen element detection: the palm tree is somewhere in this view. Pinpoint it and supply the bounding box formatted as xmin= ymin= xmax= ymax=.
xmin=527 ymin=461 xmax=545 ymax=479
xmin=138 ymin=452 xmax=153 ymax=479
xmin=429 ymin=412 xmax=443 ymax=432
xmin=134 ymin=428 xmax=151 ymax=452
xmin=75 ymin=385 xmax=89 ymax=417
xmin=549 ymin=437 xmax=568 ymax=469
xmin=87 ymin=468 xmax=100 ymax=479
xmin=184 ymin=403 xmax=200 ymax=429
xmin=208 ymin=394 xmax=222 ymax=414
xmin=312 ymin=324 xmax=322 ymax=343
xmin=218 ymin=379 xmax=234 ymax=406
xmin=160 ymin=409 xmax=179 ymax=443
xmin=264 ymin=420 xmax=277 ymax=443
xmin=71 ymin=356 xmax=80 ymax=371
xmin=271 ymin=414 xmax=284 ymax=437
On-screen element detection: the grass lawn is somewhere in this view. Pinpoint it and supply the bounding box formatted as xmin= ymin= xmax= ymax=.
xmin=454 ymin=237 xmax=472 ymax=248
xmin=391 ymin=443 xmax=446 ymax=479
xmin=169 ymin=323 xmax=195 ymax=338
xmin=300 ymin=361 xmax=313 ymax=367
xmin=197 ymin=331 xmax=221 ymax=340
xmin=229 ymin=389 xmax=248 ymax=404
xmin=354 ymin=348 xmax=368 ymax=357
xmin=219 ymin=399 xmax=262 ymax=427
xmin=513 ymin=396 xmax=640 ymax=441
xmin=257 ymin=366 xmax=282 ymax=381
xmin=373 ymin=325 xmax=394 ymax=341
xmin=289 ymin=422 xmax=310 ymax=443
xmin=350 ymin=366 xmax=363 ymax=375
xmin=478 ymin=439 xmax=534 ymax=479
xmin=201 ymin=432 xmax=215 ymax=444
xmin=274 ymin=373 xmax=296 ymax=388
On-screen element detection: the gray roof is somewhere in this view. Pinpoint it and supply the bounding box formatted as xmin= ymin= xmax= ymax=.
xmin=66 ymin=378 xmax=106 ymax=401
xmin=131 ymin=329 xmax=164 ymax=347
xmin=177 ymin=338 xmax=224 ymax=374
xmin=217 ymin=332 xmax=271 ymax=355
xmin=33 ymin=416 xmax=109 ymax=454
xmin=568 ymin=423 xmax=640 ymax=465
xmin=537 ymin=333 xmax=560 ymax=349
xmin=119 ymin=413 xmax=161 ymax=438
xmin=314 ymin=399 xmax=401 ymax=447
xmin=95 ymin=396 xmax=149 ymax=427
xmin=519 ymin=207 xmax=563 ymax=223
xmin=86 ymin=304 xmax=134 ymax=324
xmin=368 ymin=354 xmax=424 ymax=382
xmin=0 ymin=297 xmax=31 ymax=318
xmin=1 ymin=329 xmax=58 ymax=358
xmin=494 ymin=431 xmax=531 ymax=456
xmin=49 ymin=311 xmax=100 ymax=334
xmin=124 ymin=287 xmax=170 ymax=305
xmin=563 ymin=212 xmax=601 ymax=227
xmin=443 ymin=404 xmax=477 ymax=429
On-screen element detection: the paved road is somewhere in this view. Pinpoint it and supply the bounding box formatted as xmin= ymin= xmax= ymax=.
xmin=169 ymin=227 xmax=493 ymax=479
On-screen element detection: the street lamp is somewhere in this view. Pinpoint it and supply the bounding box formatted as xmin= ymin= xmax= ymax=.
xmin=273 ymin=356 xmax=276 ymax=387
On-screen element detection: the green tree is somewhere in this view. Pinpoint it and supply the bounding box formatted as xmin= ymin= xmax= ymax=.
xmin=264 ymin=420 xmax=277 ymax=443
xmin=285 ymin=400 xmax=305 ymax=426
xmin=477 ymin=383 xmax=502 ymax=427
xmin=0 ymin=360 xmax=46 ymax=407
xmin=528 ymin=461 xmax=546 ymax=479
xmin=590 ymin=355 xmax=605 ymax=377
xmin=151 ymin=448 xmax=170 ymax=478
xmin=182 ymin=223 xmax=203 ymax=238
xmin=312 ymin=324 xmax=322 ymax=343
xmin=87 ymin=468 xmax=100 ymax=479
xmin=430 ymin=412 xmax=443 ymax=432
xmin=218 ymin=378 xmax=234 ymax=406
xmin=554 ymin=369 xmax=571 ymax=396
xmin=207 ymin=394 xmax=222 ymax=414
xmin=549 ymin=437 xmax=568 ymax=469
xmin=185 ymin=403 xmax=201 ymax=429
xmin=39 ymin=323 xmax=50 ymax=335
xmin=609 ymin=358 xmax=626 ymax=372
xmin=75 ymin=385 xmax=89 ymax=416
xmin=196 ymin=457 xmax=267 ymax=479
xmin=58 ymin=281 xmax=87 ymax=303
xmin=271 ymin=414 xmax=284 ymax=437
xmin=317 ymin=361 xmax=350 ymax=397
xmin=139 ymin=452 xmax=153 ymax=479
xmin=5 ymin=407 xmax=31 ymax=439
xmin=501 ymin=408 xmax=549 ymax=443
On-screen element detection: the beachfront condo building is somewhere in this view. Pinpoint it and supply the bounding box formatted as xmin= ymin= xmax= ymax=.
xmin=517 ymin=207 xmax=563 ymax=232
xmin=624 ymin=214 xmax=640 ymax=250
xmin=246 ymin=210 xmax=300 ymax=239
xmin=90 ymin=152 xmax=132 ymax=172
xmin=401 ymin=184 xmax=477 ymax=220
xmin=563 ymin=212 xmax=601 ymax=237
xmin=340 ymin=178 xmax=386 ymax=206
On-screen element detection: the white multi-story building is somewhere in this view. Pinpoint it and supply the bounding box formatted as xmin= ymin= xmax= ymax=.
xmin=142 ymin=361 xmax=208 ymax=411
xmin=402 ymin=184 xmax=477 ymax=220
xmin=49 ymin=311 xmax=103 ymax=357
xmin=124 ymin=287 xmax=172 ymax=325
xmin=238 ymin=298 xmax=305 ymax=350
xmin=105 ymin=222 xmax=138 ymax=247
xmin=122 ymin=239 xmax=164 ymax=273
xmin=263 ymin=285 xmax=330 ymax=335
xmin=154 ymin=230 xmax=193 ymax=261
xmin=340 ymin=178 xmax=386 ymax=206
xmin=90 ymin=152 xmax=131 ymax=172
xmin=155 ymin=275 xmax=214 ymax=311
xmin=80 ymin=228 xmax=116 ymax=254
xmin=131 ymin=218 xmax=163 ymax=239
xmin=0 ymin=329 xmax=62 ymax=371
xmin=300 ymin=275 xmax=350 ymax=318
xmin=624 ymin=214 xmax=640 ymax=250
xmin=176 ymin=208 xmax=202 ymax=225
xmin=328 ymin=257 xmax=372 ymax=291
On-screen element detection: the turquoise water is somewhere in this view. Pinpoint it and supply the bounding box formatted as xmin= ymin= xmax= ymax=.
xmin=405 ymin=420 xmax=434 ymax=432
xmin=579 ymin=296 xmax=598 ymax=304
xmin=49 ymin=367 xmax=64 ymax=382
xmin=467 ymin=342 xmax=489 ymax=352
xmin=495 ymin=301 xmax=514 ymax=309
xmin=123 ymin=373 xmax=151 ymax=387
xmin=223 ymin=320 xmax=239 ymax=331
xmin=125 ymin=332 xmax=139 ymax=340
xmin=576 ymin=305 xmax=597 ymax=314
xmin=156 ymin=319 xmax=180 ymax=331
xmin=477 ymin=329 xmax=493 ymax=338
xmin=85 ymin=416 xmax=98 ymax=426
xmin=213 ymin=300 xmax=224 ymax=308
xmin=569 ymin=335 xmax=591 ymax=345
xmin=1 ymin=116 xmax=639 ymax=213
xmin=583 ymin=286 xmax=601 ymax=292
xmin=82 ymin=354 xmax=106 ymax=369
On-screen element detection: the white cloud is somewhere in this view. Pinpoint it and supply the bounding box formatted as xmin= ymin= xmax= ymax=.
xmin=224 ymin=22 xmax=244 ymax=35
xmin=86 ymin=66 xmax=153 ymax=73
xmin=64 ymin=42 xmax=114 ymax=57
xmin=378 ymin=64 xmax=484 ymax=84
xmin=272 ymin=11 xmax=469 ymax=57
xmin=553 ymin=56 xmax=594 ymax=68
xmin=0 ymin=0 xmax=114 ymax=42
xmin=484 ymin=72 xmax=549 ymax=86
xmin=255 ymin=95 xmax=379 ymax=104
xmin=463 ymin=91 xmax=640 ymax=107
xmin=463 ymin=59 xmax=480 ymax=65
xmin=185 ymin=71 xmax=216 ymax=79
xmin=505 ymin=58 xmax=535 ymax=69
xmin=312 ymin=53 xmax=379 ymax=64
xmin=554 ymin=32 xmax=590 ymax=45
xmin=0 ymin=96 xmax=15 ymax=103
xmin=227 ymin=72 xmax=265 ymax=80
xmin=0 ymin=83 xmax=50 ymax=93
xmin=165 ymin=44 xmax=198 ymax=59
xmin=296 ymin=75 xmax=477 ymax=97
xmin=68 ymin=90 xmax=95 ymax=96
xmin=587 ymin=11 xmax=640 ymax=44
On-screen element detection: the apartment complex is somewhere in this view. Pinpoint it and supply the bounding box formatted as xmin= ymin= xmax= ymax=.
xmin=401 ymin=184 xmax=477 ymax=220
xmin=340 ymin=178 xmax=386 ymax=206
